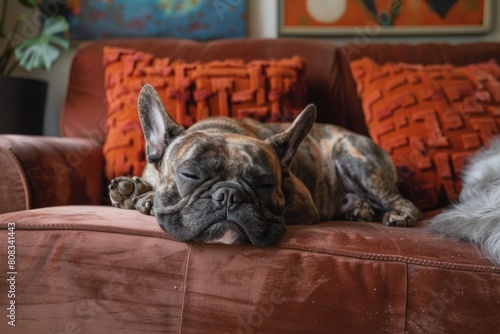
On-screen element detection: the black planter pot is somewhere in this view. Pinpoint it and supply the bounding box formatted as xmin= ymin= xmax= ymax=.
xmin=0 ymin=76 xmax=47 ymax=135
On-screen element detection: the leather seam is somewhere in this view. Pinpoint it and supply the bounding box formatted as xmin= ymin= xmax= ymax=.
xmin=0 ymin=145 xmax=32 ymax=209
xmin=404 ymin=263 xmax=409 ymax=333
xmin=1 ymin=223 xmax=498 ymax=273
xmin=273 ymin=244 xmax=500 ymax=273
xmin=178 ymin=243 xmax=191 ymax=334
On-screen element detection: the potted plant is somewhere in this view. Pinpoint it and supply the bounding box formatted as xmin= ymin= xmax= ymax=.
xmin=0 ymin=0 xmax=70 ymax=135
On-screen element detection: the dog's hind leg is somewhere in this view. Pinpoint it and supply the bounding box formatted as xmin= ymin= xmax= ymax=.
xmin=339 ymin=193 xmax=376 ymax=222
xmin=333 ymin=134 xmax=421 ymax=227
xmin=109 ymin=176 xmax=155 ymax=215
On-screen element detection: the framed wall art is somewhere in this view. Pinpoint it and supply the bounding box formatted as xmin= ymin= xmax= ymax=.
xmin=62 ymin=0 xmax=246 ymax=40
xmin=279 ymin=0 xmax=492 ymax=36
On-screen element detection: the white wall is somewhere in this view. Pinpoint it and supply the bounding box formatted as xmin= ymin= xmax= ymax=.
xmin=248 ymin=0 xmax=279 ymax=38
xmin=6 ymin=0 xmax=500 ymax=136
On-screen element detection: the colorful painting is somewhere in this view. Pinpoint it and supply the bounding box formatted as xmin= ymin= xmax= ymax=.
xmin=279 ymin=0 xmax=491 ymax=36
xmin=63 ymin=0 xmax=246 ymax=40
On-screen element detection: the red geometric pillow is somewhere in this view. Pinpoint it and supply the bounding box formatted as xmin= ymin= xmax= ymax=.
xmin=102 ymin=47 xmax=307 ymax=181
xmin=350 ymin=57 xmax=500 ymax=210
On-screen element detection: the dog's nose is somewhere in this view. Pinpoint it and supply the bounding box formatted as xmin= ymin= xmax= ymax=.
xmin=212 ymin=186 xmax=243 ymax=208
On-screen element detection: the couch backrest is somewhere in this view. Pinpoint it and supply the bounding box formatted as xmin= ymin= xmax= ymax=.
xmin=60 ymin=38 xmax=345 ymax=139
xmin=61 ymin=39 xmax=500 ymax=141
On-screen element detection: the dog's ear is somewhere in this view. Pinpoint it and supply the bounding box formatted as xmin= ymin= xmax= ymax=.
xmin=137 ymin=84 xmax=185 ymax=166
xmin=265 ymin=104 xmax=316 ymax=167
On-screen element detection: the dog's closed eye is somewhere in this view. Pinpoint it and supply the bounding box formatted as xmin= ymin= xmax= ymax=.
xmin=180 ymin=171 xmax=201 ymax=180
xmin=256 ymin=182 xmax=276 ymax=189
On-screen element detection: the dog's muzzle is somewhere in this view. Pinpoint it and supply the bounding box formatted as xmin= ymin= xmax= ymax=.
xmin=211 ymin=182 xmax=245 ymax=210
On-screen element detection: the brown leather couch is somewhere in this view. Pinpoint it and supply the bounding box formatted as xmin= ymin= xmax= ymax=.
xmin=1 ymin=39 xmax=499 ymax=333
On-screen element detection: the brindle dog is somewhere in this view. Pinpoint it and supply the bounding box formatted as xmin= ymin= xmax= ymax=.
xmin=109 ymin=84 xmax=421 ymax=246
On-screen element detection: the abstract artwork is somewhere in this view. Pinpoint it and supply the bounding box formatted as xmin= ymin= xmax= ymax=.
xmin=63 ymin=0 xmax=246 ymax=40
xmin=279 ymin=0 xmax=491 ymax=36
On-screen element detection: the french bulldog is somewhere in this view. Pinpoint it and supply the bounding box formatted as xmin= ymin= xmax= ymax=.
xmin=109 ymin=84 xmax=421 ymax=246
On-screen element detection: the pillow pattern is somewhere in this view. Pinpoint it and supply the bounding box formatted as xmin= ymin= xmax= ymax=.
xmin=103 ymin=47 xmax=307 ymax=181
xmin=350 ymin=57 xmax=500 ymax=210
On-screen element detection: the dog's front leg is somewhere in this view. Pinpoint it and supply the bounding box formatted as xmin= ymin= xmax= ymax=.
xmin=109 ymin=176 xmax=155 ymax=215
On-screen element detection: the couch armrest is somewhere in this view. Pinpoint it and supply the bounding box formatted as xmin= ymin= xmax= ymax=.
xmin=0 ymin=135 xmax=104 ymax=214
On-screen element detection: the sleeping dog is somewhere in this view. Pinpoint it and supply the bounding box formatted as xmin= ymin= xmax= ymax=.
xmin=109 ymin=84 xmax=421 ymax=246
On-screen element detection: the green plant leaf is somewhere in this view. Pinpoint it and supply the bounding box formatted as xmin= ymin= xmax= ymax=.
xmin=40 ymin=15 xmax=70 ymax=36
xmin=18 ymin=0 xmax=39 ymax=8
xmin=14 ymin=16 xmax=69 ymax=71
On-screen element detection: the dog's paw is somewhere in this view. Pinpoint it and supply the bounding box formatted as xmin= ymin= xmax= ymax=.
xmin=345 ymin=198 xmax=375 ymax=222
xmin=108 ymin=176 xmax=154 ymax=215
xmin=383 ymin=198 xmax=421 ymax=227
xmin=134 ymin=192 xmax=155 ymax=216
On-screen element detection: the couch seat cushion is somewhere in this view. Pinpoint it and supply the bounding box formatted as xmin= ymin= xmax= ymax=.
xmin=0 ymin=206 xmax=498 ymax=333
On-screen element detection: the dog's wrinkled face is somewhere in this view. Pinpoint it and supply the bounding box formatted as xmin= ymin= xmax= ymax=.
xmin=156 ymin=132 xmax=287 ymax=246
xmin=137 ymin=84 xmax=315 ymax=246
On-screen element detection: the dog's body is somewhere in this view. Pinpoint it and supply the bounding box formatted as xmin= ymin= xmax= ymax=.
xmin=430 ymin=139 xmax=500 ymax=265
xmin=109 ymin=84 xmax=421 ymax=246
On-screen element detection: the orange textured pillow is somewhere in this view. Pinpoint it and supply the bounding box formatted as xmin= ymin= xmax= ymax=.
xmin=103 ymin=47 xmax=307 ymax=181
xmin=350 ymin=57 xmax=500 ymax=210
